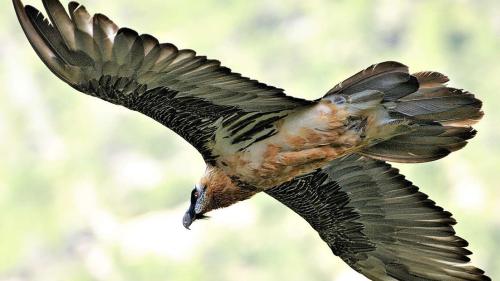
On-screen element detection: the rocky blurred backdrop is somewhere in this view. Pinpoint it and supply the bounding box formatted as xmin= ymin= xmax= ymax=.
xmin=0 ymin=0 xmax=499 ymax=280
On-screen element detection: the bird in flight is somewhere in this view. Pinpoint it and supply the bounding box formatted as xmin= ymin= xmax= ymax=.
xmin=14 ymin=0 xmax=489 ymax=280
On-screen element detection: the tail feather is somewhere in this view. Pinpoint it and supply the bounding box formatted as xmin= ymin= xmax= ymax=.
xmin=344 ymin=89 xmax=384 ymax=112
xmin=324 ymin=62 xmax=483 ymax=163
xmin=413 ymin=71 xmax=450 ymax=88
xmin=325 ymin=61 xmax=419 ymax=101
xmin=395 ymin=84 xmax=483 ymax=126
xmin=362 ymin=125 xmax=476 ymax=163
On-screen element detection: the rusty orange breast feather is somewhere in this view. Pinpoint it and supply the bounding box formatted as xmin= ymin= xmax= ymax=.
xmin=217 ymin=101 xmax=363 ymax=189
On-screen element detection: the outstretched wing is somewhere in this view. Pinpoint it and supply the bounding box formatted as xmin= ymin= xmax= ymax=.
xmin=13 ymin=0 xmax=312 ymax=163
xmin=266 ymin=155 xmax=490 ymax=281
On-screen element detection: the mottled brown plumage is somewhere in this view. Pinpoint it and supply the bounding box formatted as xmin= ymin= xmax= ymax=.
xmin=13 ymin=0 xmax=488 ymax=280
xmin=200 ymin=166 xmax=257 ymax=211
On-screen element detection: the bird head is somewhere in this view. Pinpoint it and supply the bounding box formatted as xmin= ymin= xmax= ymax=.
xmin=182 ymin=166 xmax=257 ymax=229
xmin=182 ymin=183 xmax=210 ymax=229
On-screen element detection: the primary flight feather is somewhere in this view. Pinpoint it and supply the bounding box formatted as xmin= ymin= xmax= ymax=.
xmin=13 ymin=0 xmax=489 ymax=280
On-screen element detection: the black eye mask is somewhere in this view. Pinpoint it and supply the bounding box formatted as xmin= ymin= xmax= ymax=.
xmin=189 ymin=188 xmax=209 ymax=220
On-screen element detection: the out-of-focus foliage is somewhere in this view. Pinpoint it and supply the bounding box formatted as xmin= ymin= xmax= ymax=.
xmin=0 ymin=0 xmax=499 ymax=280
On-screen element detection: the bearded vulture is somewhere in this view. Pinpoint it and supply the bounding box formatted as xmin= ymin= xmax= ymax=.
xmin=13 ymin=0 xmax=489 ymax=280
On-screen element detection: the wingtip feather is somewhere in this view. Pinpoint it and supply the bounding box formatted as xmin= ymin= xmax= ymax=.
xmin=14 ymin=0 xmax=79 ymax=85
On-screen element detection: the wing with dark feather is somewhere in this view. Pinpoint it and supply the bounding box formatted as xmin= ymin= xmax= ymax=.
xmin=265 ymin=155 xmax=490 ymax=281
xmin=13 ymin=0 xmax=312 ymax=163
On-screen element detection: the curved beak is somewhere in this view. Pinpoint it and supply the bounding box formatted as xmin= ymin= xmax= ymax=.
xmin=182 ymin=209 xmax=195 ymax=230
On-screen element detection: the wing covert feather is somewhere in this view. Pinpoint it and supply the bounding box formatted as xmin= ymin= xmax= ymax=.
xmin=13 ymin=0 xmax=312 ymax=162
xmin=266 ymin=155 xmax=490 ymax=281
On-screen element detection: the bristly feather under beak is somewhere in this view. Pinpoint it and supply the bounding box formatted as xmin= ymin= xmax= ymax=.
xmin=182 ymin=208 xmax=210 ymax=230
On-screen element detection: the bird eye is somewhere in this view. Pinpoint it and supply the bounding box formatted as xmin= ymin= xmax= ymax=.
xmin=193 ymin=191 xmax=199 ymax=199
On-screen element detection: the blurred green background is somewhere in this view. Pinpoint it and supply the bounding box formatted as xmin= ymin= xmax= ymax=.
xmin=1 ymin=0 xmax=499 ymax=280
